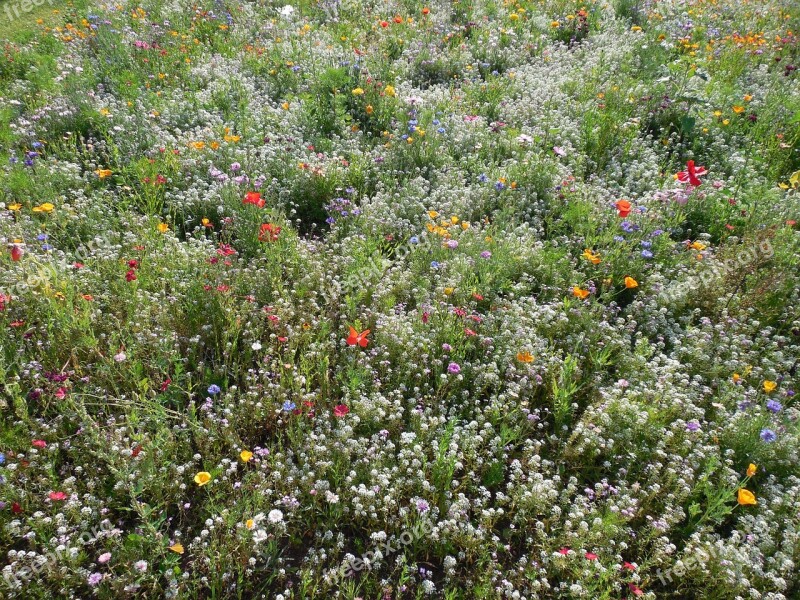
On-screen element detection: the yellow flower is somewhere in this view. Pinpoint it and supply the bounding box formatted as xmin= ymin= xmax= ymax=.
xmin=351 ymin=87 xmax=365 ymax=96
xmin=281 ymin=102 xmax=290 ymax=110
xmin=763 ymin=380 xmax=777 ymax=393
xmin=732 ymin=105 xmax=745 ymax=114
xmin=365 ymin=104 xmax=374 ymax=114
xmin=582 ymin=249 xmax=601 ymax=265
xmin=461 ymin=222 xmax=470 ymax=230
xmin=240 ymin=450 xmax=253 ymax=462
xmin=743 ymin=94 xmax=753 ymax=102
xmin=746 ymin=463 xmax=757 ymax=477
xmin=157 ymin=222 xmax=170 ymax=233
xmin=689 ymin=241 xmax=706 ymax=251
xmin=194 ymin=471 xmax=212 ymax=486
xmin=551 ymin=20 xmax=560 ymax=27
xmin=168 ymin=543 xmax=184 ymax=554
xmin=444 ymin=287 xmax=454 ymax=295
xmin=509 ymin=13 xmax=519 ymax=21
xmin=516 ymin=351 xmax=535 ymax=363
xmin=32 ymin=203 xmax=55 ymax=213
xmin=189 ymin=141 xmax=205 ymax=150
xmin=245 ymin=519 xmax=255 ymax=530
xmin=572 ymin=286 xmax=590 ymax=299
xmin=722 ymin=119 xmax=730 ymax=126
xmin=624 ymin=276 xmax=638 ymax=289
xmin=95 ymin=169 xmax=112 ymax=179
xmin=384 ymin=85 xmax=396 ymax=97
xmin=737 ymin=488 xmax=757 ymax=506
xmin=732 ymin=373 xmax=741 ymax=383
xmin=631 ymin=25 xmax=642 ymax=32
xmin=450 ymin=216 xmax=459 ymax=225
xmin=7 ymin=203 xmax=22 ymax=211
xmin=427 ymin=210 xmax=439 ymax=219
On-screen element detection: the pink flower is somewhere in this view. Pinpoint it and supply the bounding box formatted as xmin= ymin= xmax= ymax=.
xmin=585 ymin=552 xmax=598 ymax=560
xmin=55 ymin=387 xmax=67 ymax=400
xmin=49 ymin=491 xmax=67 ymax=501
xmin=333 ymin=404 xmax=350 ymax=417
xmin=98 ymin=552 xmax=112 ymax=564
xmin=558 ymin=547 xmax=570 ymax=555
xmin=32 ymin=439 xmax=47 ymax=449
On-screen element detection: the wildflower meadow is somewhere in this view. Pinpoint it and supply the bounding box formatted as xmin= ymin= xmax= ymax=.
xmin=1 ymin=0 xmax=800 ymax=598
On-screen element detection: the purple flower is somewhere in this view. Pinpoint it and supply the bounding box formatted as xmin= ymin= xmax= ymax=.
xmin=416 ymin=499 xmax=430 ymax=513
xmin=766 ymin=399 xmax=782 ymax=413
xmin=447 ymin=362 xmax=461 ymax=374
xmin=686 ymin=421 xmax=700 ymax=432
xmin=446 ymin=240 xmax=459 ymax=249
xmin=760 ymin=428 xmax=777 ymax=442
xmin=88 ymin=573 xmax=103 ymax=586
xmin=641 ymin=250 xmax=654 ymax=259
xmin=480 ymin=251 xmax=492 ymax=259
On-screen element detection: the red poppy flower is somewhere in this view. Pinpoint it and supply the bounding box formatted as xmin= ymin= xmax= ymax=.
xmin=622 ymin=562 xmax=636 ymax=571
xmin=11 ymin=502 xmax=22 ymax=514
xmin=160 ymin=378 xmax=171 ymax=392
xmin=676 ymin=160 xmax=708 ymax=187
xmin=125 ymin=270 xmax=137 ymax=282
xmin=32 ymin=439 xmax=47 ymax=448
xmin=380 ymin=20 xmax=389 ymax=27
xmin=132 ymin=444 xmax=143 ymax=458
xmin=615 ymin=199 xmax=632 ymax=217
xmin=393 ymin=15 xmax=403 ymax=23
xmin=346 ymin=326 xmax=370 ymax=347
xmin=217 ymin=244 xmax=236 ymax=256
xmin=10 ymin=245 xmax=23 ymax=261
xmin=259 ymin=223 xmax=281 ymax=242
xmin=333 ymin=404 xmax=350 ymax=417
xmin=243 ymin=191 xmax=265 ymax=208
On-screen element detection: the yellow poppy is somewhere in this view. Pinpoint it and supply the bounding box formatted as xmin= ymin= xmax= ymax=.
xmin=516 ymin=351 xmax=535 ymax=363
xmin=763 ymin=380 xmax=777 ymax=393
xmin=573 ymin=287 xmax=590 ymax=299
xmin=95 ymin=169 xmax=112 ymax=179
xmin=732 ymin=105 xmax=745 ymax=114
xmin=746 ymin=464 xmax=757 ymax=477
xmin=32 ymin=203 xmax=55 ymax=213
xmin=7 ymin=203 xmax=22 ymax=211
xmin=624 ymin=276 xmax=638 ymax=289
xmin=240 ymin=450 xmax=253 ymax=462
xmin=737 ymin=488 xmax=756 ymax=506
xmin=194 ymin=471 xmax=212 ymax=486
xmin=168 ymin=543 xmax=184 ymax=554
xmin=351 ymin=87 xmax=365 ymax=96
xmin=157 ymin=223 xmax=170 ymax=233
xmin=384 ymin=85 xmax=396 ymax=97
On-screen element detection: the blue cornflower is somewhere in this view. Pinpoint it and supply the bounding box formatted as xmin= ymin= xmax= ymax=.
xmin=613 ymin=235 xmax=625 ymax=242
xmin=0 ymin=452 xmax=5 ymax=465
xmin=641 ymin=250 xmax=654 ymax=259
xmin=766 ymin=399 xmax=782 ymax=413
xmin=207 ymin=384 xmax=221 ymax=395
xmin=282 ymin=401 xmax=297 ymax=412
xmin=430 ymin=261 xmax=440 ymax=269
xmin=478 ymin=173 xmax=489 ymax=183
xmin=495 ymin=181 xmax=506 ymax=191
xmin=409 ymin=236 xmax=419 ymax=245
xmin=641 ymin=240 xmax=652 ymax=248
xmin=437 ymin=127 xmax=446 ymax=134
xmin=760 ymin=428 xmax=777 ymax=442
xmin=37 ymin=234 xmax=48 ymax=241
